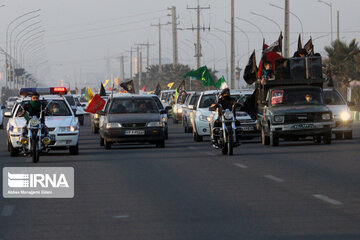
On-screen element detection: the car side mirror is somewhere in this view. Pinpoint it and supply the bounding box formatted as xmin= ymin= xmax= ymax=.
xmin=1 ymin=106 xmax=5 ymax=110
xmin=165 ymin=106 xmax=172 ymax=112
xmin=3 ymin=111 xmax=12 ymax=117
xmin=97 ymin=110 xmax=105 ymax=115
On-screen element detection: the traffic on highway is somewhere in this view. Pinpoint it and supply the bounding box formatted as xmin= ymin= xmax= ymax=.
xmin=1 ymin=0 xmax=360 ymax=239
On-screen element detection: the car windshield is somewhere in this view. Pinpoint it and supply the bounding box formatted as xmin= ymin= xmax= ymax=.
xmin=323 ymin=90 xmax=345 ymax=105
xmin=109 ymin=98 xmax=159 ymax=114
xmin=74 ymin=98 xmax=81 ymax=106
xmin=161 ymin=92 xmax=169 ymax=100
xmin=152 ymin=97 xmax=164 ymax=110
xmin=270 ymin=88 xmax=323 ymax=106
xmin=199 ymin=94 xmax=217 ymax=108
xmin=65 ymin=96 xmax=76 ymax=106
xmin=47 ymin=100 xmax=72 ymax=116
xmin=238 ymin=94 xmax=251 ymax=105
xmin=189 ymin=95 xmax=199 ymax=106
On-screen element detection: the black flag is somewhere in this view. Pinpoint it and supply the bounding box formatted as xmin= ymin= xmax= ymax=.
xmin=100 ymin=82 xmax=106 ymax=96
xmin=264 ymin=32 xmax=283 ymax=54
xmin=304 ymin=37 xmax=314 ymax=55
xmin=155 ymin=82 xmax=161 ymax=96
xmin=243 ymin=50 xmax=258 ymax=85
xmin=297 ymin=34 xmax=302 ymax=52
xmin=120 ymin=80 xmax=135 ymax=93
xmin=177 ymin=79 xmax=185 ymax=92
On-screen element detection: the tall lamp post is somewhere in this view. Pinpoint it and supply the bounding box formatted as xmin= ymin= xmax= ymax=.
xmin=318 ymin=0 xmax=333 ymax=43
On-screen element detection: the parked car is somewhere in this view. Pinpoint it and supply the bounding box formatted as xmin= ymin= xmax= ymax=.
xmin=323 ymin=88 xmax=353 ymax=139
xmin=98 ymin=95 xmax=167 ymax=149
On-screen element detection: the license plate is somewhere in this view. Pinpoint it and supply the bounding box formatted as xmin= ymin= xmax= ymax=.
xmin=125 ymin=130 xmax=145 ymax=135
xmin=292 ymin=124 xmax=314 ymax=129
xmin=241 ymin=126 xmax=254 ymax=131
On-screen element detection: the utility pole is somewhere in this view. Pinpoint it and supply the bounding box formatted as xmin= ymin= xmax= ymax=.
xmin=284 ymin=0 xmax=290 ymax=57
xmin=186 ymin=0 xmax=210 ymax=69
xmin=168 ymin=6 xmax=179 ymax=65
xmin=336 ymin=10 xmax=339 ymax=41
xmin=138 ymin=52 xmax=142 ymax=93
xmin=126 ymin=47 xmax=136 ymax=79
xmin=119 ymin=55 xmax=125 ymax=82
xmin=151 ymin=20 xmax=170 ymax=73
xmin=230 ymin=0 xmax=235 ymax=89
xmin=136 ymin=41 xmax=155 ymax=72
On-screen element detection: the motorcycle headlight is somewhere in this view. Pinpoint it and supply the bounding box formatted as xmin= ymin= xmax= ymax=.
xmin=106 ymin=123 xmax=122 ymax=129
xmin=147 ymin=121 xmax=162 ymax=127
xmin=30 ymin=118 xmax=39 ymax=126
xmin=340 ymin=111 xmax=350 ymax=121
xmin=322 ymin=113 xmax=331 ymax=120
xmin=224 ymin=111 xmax=234 ymax=120
xmin=273 ymin=115 xmax=284 ymax=123
xmin=199 ymin=115 xmax=209 ymax=122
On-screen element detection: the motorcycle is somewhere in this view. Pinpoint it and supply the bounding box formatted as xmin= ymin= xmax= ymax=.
xmin=19 ymin=104 xmax=51 ymax=163
xmin=211 ymin=104 xmax=242 ymax=155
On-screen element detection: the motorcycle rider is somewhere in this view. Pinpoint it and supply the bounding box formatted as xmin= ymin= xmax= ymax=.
xmin=210 ymin=88 xmax=240 ymax=146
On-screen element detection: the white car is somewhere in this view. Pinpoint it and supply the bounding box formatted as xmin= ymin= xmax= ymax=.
xmin=64 ymin=95 xmax=85 ymax=125
xmin=183 ymin=92 xmax=200 ymax=133
xmin=323 ymin=88 xmax=353 ymax=139
xmin=191 ymin=90 xmax=241 ymax=141
xmin=6 ymin=97 xmax=18 ymax=109
xmin=0 ymin=106 xmax=5 ymax=129
xmin=159 ymin=90 xmax=176 ymax=108
xmin=5 ymin=94 xmax=79 ymax=157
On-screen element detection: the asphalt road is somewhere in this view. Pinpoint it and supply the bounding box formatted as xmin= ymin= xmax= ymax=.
xmin=0 ymin=116 xmax=360 ymax=240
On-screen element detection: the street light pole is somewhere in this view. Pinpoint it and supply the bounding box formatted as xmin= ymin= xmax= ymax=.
xmin=318 ymin=0 xmax=333 ymax=43
xmin=250 ymin=11 xmax=282 ymax=32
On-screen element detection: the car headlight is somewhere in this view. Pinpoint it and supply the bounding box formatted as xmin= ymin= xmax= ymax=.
xmin=70 ymin=125 xmax=79 ymax=132
xmin=30 ymin=118 xmax=39 ymax=126
xmin=224 ymin=111 xmax=234 ymax=120
xmin=178 ymin=108 xmax=183 ymax=113
xmin=340 ymin=111 xmax=351 ymax=121
xmin=206 ymin=116 xmax=211 ymax=122
xmin=94 ymin=113 xmax=99 ymax=118
xmin=9 ymin=125 xmax=23 ymax=133
xmin=199 ymin=115 xmax=209 ymax=122
xmin=147 ymin=121 xmax=162 ymax=127
xmin=106 ymin=123 xmax=122 ymax=129
xmin=322 ymin=113 xmax=331 ymax=120
xmin=273 ymin=115 xmax=284 ymax=123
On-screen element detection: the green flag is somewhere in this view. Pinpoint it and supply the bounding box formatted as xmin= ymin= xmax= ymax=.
xmin=215 ymin=76 xmax=228 ymax=90
xmin=184 ymin=65 xmax=216 ymax=87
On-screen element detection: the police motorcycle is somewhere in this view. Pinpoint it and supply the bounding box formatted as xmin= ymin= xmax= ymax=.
xmin=210 ymin=101 xmax=242 ymax=156
xmin=19 ymin=102 xmax=52 ymax=163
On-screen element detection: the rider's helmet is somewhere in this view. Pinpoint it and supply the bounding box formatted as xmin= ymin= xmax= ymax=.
xmin=220 ymin=88 xmax=230 ymax=97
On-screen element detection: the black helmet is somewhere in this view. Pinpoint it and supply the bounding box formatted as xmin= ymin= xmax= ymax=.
xmin=220 ymin=88 xmax=230 ymax=96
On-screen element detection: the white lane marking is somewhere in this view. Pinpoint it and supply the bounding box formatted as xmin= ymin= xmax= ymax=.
xmin=206 ymin=152 xmax=216 ymax=156
xmin=1 ymin=205 xmax=15 ymax=216
xmin=313 ymin=194 xmax=343 ymax=206
xmin=113 ymin=215 xmax=130 ymax=219
xmin=187 ymin=146 xmax=197 ymax=150
xmin=233 ymin=163 xmax=248 ymax=169
xmin=264 ymin=175 xmax=284 ymax=182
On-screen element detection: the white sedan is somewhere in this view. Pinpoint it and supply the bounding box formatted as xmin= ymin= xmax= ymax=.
xmin=5 ymin=95 xmax=79 ymax=157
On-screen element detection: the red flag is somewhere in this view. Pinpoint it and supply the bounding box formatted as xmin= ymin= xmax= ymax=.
xmin=108 ymin=87 xmax=111 ymax=91
xmin=141 ymin=86 xmax=146 ymax=92
xmin=257 ymin=50 xmax=282 ymax=78
xmin=86 ymin=94 xmax=106 ymax=114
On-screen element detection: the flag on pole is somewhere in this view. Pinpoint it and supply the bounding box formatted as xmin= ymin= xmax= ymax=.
xmin=103 ymin=79 xmax=110 ymax=87
xmin=86 ymin=94 xmax=106 ymax=114
xmin=120 ymin=80 xmax=135 ymax=93
xmin=155 ymin=82 xmax=161 ymax=96
xmin=215 ymin=76 xmax=228 ymax=90
xmin=84 ymin=87 xmax=94 ymax=102
xmin=167 ymin=82 xmax=174 ymax=89
xmin=304 ymin=37 xmax=314 ymax=55
xmin=175 ymin=79 xmax=185 ymax=102
xmin=297 ymin=34 xmax=302 ymax=52
xmin=243 ymin=50 xmax=258 ymax=85
xmin=100 ymin=82 xmax=106 ymax=96
xmin=263 ymin=32 xmax=283 ymax=54
xmin=141 ymin=86 xmax=146 ymax=93
xmin=184 ymin=66 xmax=216 ymax=87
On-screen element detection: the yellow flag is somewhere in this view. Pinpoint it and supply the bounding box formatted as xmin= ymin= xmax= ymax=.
xmin=87 ymin=87 xmax=94 ymax=103
xmin=103 ymin=79 xmax=110 ymax=87
xmin=167 ymin=82 xmax=174 ymax=89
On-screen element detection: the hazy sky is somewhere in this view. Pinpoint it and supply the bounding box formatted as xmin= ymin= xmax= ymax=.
xmin=0 ymin=0 xmax=359 ymax=88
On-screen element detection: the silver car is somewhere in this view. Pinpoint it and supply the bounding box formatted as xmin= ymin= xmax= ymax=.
xmin=323 ymin=88 xmax=353 ymax=139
